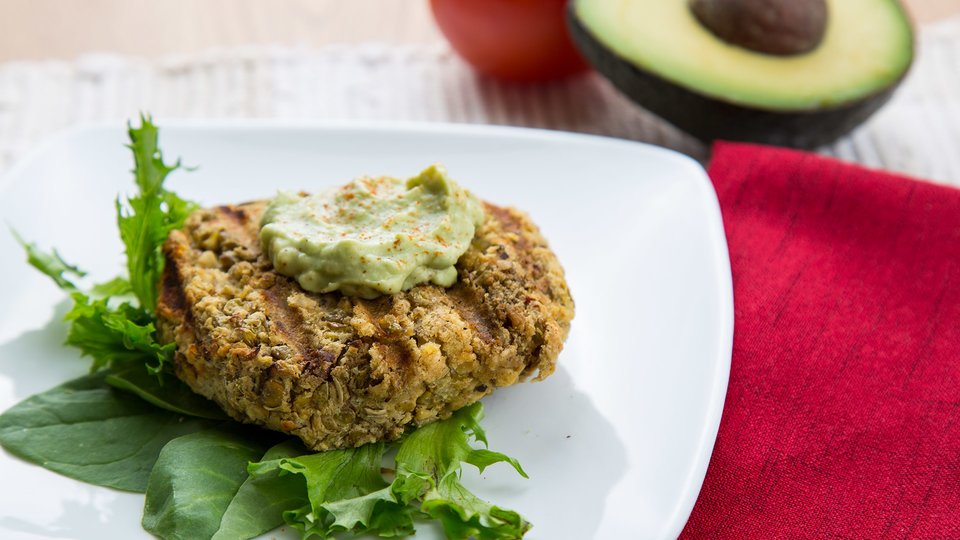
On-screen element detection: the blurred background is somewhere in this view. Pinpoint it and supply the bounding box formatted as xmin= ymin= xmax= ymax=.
xmin=2 ymin=1 xmax=954 ymax=61
xmin=1 ymin=0 xmax=959 ymax=181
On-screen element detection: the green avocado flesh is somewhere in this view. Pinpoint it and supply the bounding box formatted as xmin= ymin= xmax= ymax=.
xmin=260 ymin=165 xmax=484 ymax=299
xmin=573 ymin=0 xmax=913 ymax=111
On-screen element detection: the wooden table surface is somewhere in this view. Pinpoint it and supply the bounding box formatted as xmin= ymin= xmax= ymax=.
xmin=0 ymin=0 xmax=957 ymax=62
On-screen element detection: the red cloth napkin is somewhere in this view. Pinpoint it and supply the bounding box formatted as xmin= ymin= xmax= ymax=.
xmin=680 ymin=143 xmax=960 ymax=538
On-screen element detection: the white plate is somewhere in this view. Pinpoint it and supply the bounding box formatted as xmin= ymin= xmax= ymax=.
xmin=0 ymin=122 xmax=732 ymax=540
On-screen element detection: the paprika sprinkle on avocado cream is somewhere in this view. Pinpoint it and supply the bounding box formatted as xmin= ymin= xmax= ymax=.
xmin=259 ymin=164 xmax=484 ymax=299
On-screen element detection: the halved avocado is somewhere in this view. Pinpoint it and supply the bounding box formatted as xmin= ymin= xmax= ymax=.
xmin=568 ymin=0 xmax=914 ymax=148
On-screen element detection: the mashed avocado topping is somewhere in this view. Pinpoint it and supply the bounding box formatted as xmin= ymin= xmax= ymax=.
xmin=259 ymin=165 xmax=484 ymax=299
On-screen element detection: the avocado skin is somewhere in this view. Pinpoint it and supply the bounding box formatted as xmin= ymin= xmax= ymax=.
xmin=567 ymin=5 xmax=907 ymax=149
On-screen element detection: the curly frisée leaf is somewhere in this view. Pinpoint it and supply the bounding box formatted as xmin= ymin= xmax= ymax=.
xmin=64 ymin=292 xmax=174 ymax=373
xmin=90 ymin=276 xmax=134 ymax=297
xmin=11 ymin=115 xmax=195 ymax=377
xmin=13 ymin=234 xmax=174 ymax=374
xmin=12 ymin=229 xmax=86 ymax=291
xmin=120 ymin=114 xmax=197 ymax=314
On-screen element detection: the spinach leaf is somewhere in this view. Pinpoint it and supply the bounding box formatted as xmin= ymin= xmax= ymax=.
xmin=211 ymin=439 xmax=309 ymax=540
xmin=0 ymin=372 xmax=215 ymax=492
xmin=104 ymin=364 xmax=228 ymax=421
xmin=142 ymin=428 xmax=272 ymax=540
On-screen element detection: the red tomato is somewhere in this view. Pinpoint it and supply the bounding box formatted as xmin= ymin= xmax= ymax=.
xmin=430 ymin=0 xmax=590 ymax=82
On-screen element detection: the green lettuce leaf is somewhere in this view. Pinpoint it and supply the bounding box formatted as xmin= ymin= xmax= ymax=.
xmin=393 ymin=402 xmax=530 ymax=540
xmin=245 ymin=402 xmax=530 ymax=540
xmin=249 ymin=442 xmax=415 ymax=539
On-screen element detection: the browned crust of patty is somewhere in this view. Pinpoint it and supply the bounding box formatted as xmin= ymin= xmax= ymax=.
xmin=157 ymin=200 xmax=574 ymax=450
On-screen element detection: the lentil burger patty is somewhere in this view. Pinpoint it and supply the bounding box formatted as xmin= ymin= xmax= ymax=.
xmin=157 ymin=199 xmax=574 ymax=451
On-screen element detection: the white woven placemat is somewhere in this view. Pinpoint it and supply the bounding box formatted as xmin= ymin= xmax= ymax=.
xmin=1 ymin=17 xmax=959 ymax=185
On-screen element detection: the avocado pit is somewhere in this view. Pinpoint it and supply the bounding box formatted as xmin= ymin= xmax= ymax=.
xmin=689 ymin=0 xmax=828 ymax=56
